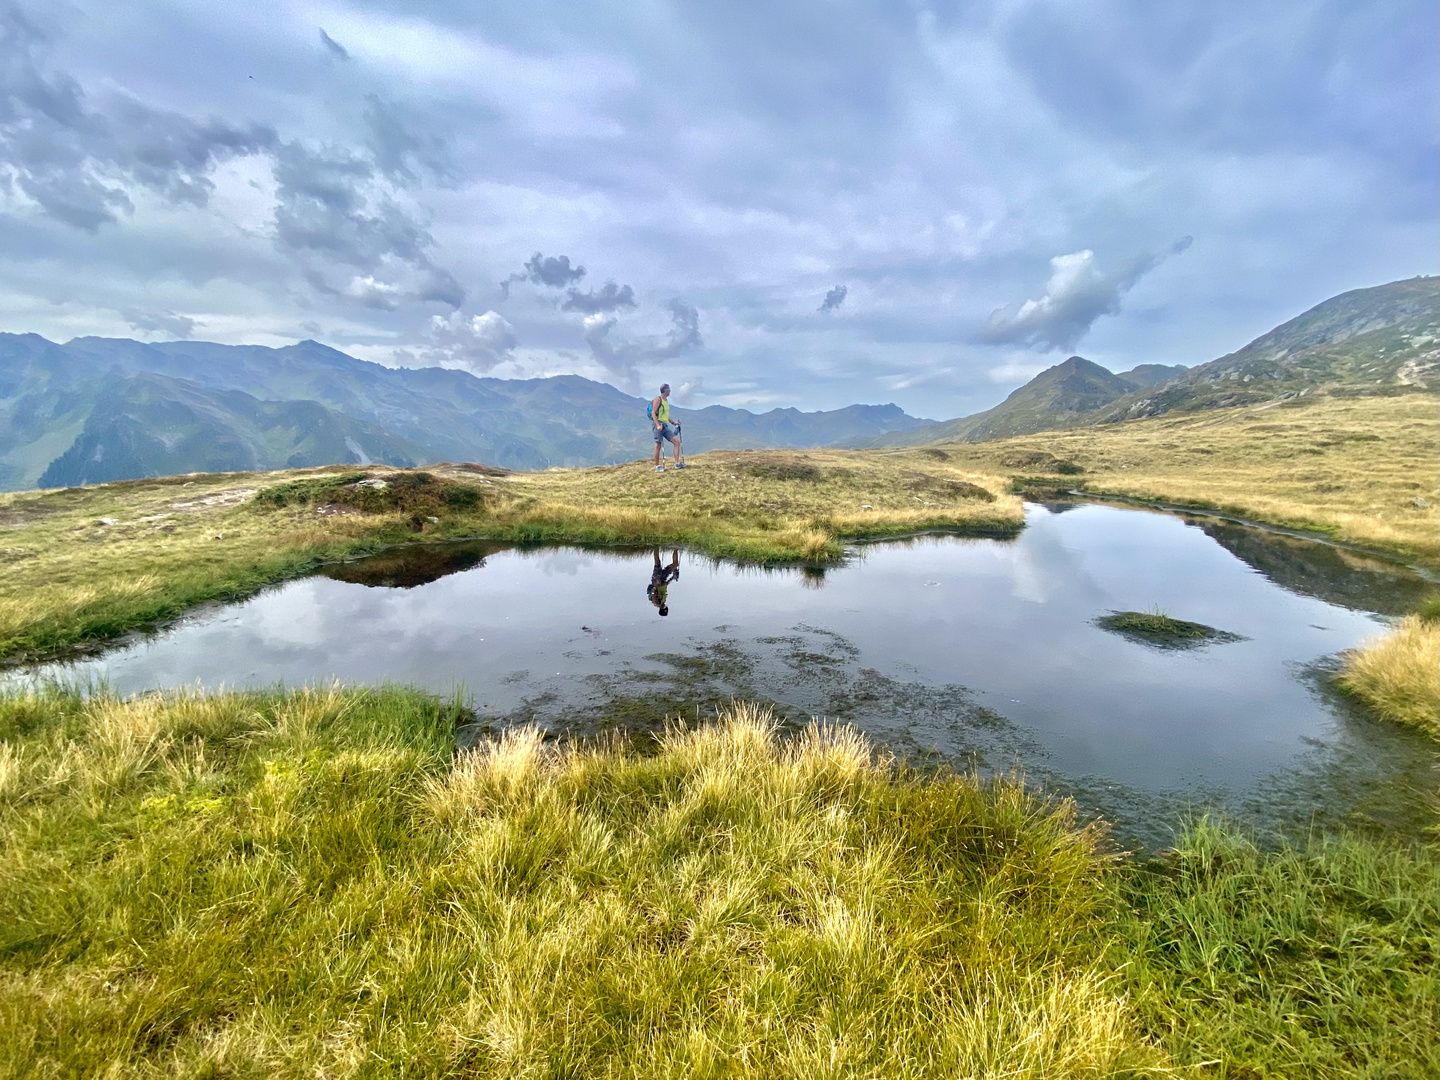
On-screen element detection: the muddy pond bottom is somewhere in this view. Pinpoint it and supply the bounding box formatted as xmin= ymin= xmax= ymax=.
xmin=27 ymin=503 xmax=1438 ymax=848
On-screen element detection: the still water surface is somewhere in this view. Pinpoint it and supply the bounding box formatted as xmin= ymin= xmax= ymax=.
xmin=23 ymin=502 xmax=1437 ymax=847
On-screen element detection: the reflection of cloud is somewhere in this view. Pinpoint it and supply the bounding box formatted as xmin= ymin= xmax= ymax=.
xmin=981 ymin=238 xmax=1192 ymax=352
xmin=999 ymin=507 xmax=1099 ymax=604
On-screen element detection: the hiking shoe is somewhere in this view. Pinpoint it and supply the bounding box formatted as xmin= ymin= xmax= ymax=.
xmin=655 ymin=465 xmax=665 ymax=472
xmin=675 ymin=462 xmax=688 ymax=469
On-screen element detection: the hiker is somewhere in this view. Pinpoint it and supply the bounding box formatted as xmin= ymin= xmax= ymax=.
xmin=650 ymin=383 xmax=686 ymax=471
xmin=647 ymin=548 xmax=681 ymax=616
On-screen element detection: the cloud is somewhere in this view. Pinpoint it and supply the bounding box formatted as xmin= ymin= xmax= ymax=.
xmin=500 ymin=251 xmax=588 ymax=298
xmin=582 ymin=299 xmax=703 ymax=382
xmin=562 ymin=281 xmax=636 ymax=314
xmin=318 ymin=29 xmax=349 ymax=61
xmin=818 ymin=284 xmax=847 ymax=313
xmin=362 ymin=94 xmax=452 ymax=184
xmin=671 ymin=376 xmax=704 ymax=404
xmin=1 ymin=7 xmax=462 ymax=316
xmin=424 ymin=309 xmax=517 ymax=372
xmin=0 ymin=5 xmax=277 ymax=230
xmin=121 ymin=308 xmax=195 ymax=338
xmin=270 ymin=140 xmax=463 ymax=309
xmin=980 ymin=237 xmax=1193 ymax=352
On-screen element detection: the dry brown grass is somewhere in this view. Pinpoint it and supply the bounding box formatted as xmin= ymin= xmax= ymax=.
xmin=0 ymin=454 xmax=1019 ymax=663
xmin=898 ymin=394 xmax=1439 ymax=563
xmin=1338 ymin=615 xmax=1440 ymax=738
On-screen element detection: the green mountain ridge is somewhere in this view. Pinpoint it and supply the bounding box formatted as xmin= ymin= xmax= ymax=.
xmin=0 ymin=335 xmax=933 ymax=491
xmin=867 ymin=276 xmax=1438 ymax=449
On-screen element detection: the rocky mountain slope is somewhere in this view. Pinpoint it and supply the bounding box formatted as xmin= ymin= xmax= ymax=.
xmin=0 ymin=335 xmax=930 ymax=490
xmin=868 ymin=276 xmax=1437 ymax=449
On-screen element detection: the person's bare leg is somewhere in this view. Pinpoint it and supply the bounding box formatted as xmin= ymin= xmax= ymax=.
xmin=652 ymin=436 xmax=661 ymax=466
xmin=670 ymin=435 xmax=682 ymax=463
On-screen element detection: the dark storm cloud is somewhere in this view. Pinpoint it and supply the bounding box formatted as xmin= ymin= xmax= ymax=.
xmin=562 ymin=281 xmax=636 ymax=314
xmin=0 ymin=4 xmax=276 ymax=230
xmin=818 ymin=284 xmax=847 ymax=313
xmin=582 ymin=299 xmax=702 ymax=382
xmin=981 ymin=237 xmax=1193 ymax=353
xmin=318 ymin=29 xmax=349 ymax=61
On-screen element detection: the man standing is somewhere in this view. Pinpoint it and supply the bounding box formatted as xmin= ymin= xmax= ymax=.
xmin=651 ymin=383 xmax=686 ymax=471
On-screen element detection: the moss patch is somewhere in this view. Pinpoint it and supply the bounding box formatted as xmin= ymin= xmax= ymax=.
xmin=1095 ymin=610 xmax=1246 ymax=650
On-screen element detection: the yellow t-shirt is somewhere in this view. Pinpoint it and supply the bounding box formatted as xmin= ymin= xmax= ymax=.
xmin=654 ymin=397 xmax=670 ymax=423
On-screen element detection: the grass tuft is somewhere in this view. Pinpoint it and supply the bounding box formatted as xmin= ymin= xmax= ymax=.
xmin=0 ymin=686 xmax=1434 ymax=1077
xmin=1338 ymin=613 xmax=1440 ymax=737
xmin=1094 ymin=610 xmax=1245 ymax=650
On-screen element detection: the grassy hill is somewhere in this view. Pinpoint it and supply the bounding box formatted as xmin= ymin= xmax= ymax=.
xmin=873 ymin=276 xmax=1439 ymax=448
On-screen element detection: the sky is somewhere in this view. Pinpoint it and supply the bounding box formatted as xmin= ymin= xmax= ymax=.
xmin=1 ymin=1 xmax=1436 ymax=418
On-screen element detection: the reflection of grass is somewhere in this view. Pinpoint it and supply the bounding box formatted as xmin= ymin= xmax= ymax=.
xmin=1338 ymin=597 xmax=1440 ymax=738
xmin=1 ymin=686 xmax=1433 ymax=1077
xmin=1095 ymin=610 xmax=1244 ymax=650
xmin=0 ymin=449 xmax=1021 ymax=664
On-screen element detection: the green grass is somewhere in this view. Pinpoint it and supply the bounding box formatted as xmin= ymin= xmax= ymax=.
xmin=1094 ymin=611 xmax=1244 ymax=650
xmin=1117 ymin=819 xmax=1440 ymax=1078
xmin=0 ymin=451 xmax=1022 ymax=666
xmin=0 ymin=686 xmax=1434 ymax=1078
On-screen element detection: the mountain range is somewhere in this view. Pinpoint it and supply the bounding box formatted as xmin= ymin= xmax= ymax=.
xmin=866 ymin=276 xmax=1439 ymax=448
xmin=0 ymin=335 xmax=931 ymax=491
xmin=3 ymin=276 xmax=1434 ymax=491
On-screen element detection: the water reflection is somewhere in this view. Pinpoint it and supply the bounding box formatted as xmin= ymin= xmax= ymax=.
xmin=647 ymin=548 xmax=681 ymax=616
xmin=322 ymin=541 xmax=507 ymax=589
xmin=15 ymin=502 xmax=1436 ymax=849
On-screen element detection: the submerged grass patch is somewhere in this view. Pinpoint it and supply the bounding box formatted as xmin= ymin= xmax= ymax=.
xmin=1094 ymin=610 xmax=1245 ymax=650
xmin=0 ymin=685 xmax=1434 ymax=1078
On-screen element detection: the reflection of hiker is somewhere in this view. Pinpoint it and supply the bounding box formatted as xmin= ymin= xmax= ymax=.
xmin=650 ymin=383 xmax=686 ymax=472
xmin=647 ymin=548 xmax=681 ymax=616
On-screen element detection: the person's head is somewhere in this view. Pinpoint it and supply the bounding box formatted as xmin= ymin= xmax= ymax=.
xmin=659 ymin=605 xmax=669 ymax=616
xmin=659 ymin=383 xmax=670 ymax=398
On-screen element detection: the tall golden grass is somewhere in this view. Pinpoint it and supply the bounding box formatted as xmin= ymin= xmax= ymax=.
xmin=1338 ymin=614 xmax=1440 ymax=737
xmin=2 ymin=687 xmax=1435 ymax=1077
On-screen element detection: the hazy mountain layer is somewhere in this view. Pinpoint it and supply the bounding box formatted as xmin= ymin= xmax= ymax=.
xmin=867 ymin=277 xmax=1438 ymax=449
xmin=0 ymin=335 xmax=930 ymax=490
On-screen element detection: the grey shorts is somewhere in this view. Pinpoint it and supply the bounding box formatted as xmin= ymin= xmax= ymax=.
xmin=654 ymin=421 xmax=680 ymax=443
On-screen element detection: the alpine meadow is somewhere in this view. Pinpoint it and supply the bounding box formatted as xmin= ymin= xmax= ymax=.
xmin=1 ymin=3 xmax=1436 ymax=1077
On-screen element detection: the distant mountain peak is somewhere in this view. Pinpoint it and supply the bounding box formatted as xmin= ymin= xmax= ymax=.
xmin=860 ymin=275 xmax=1439 ymax=450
